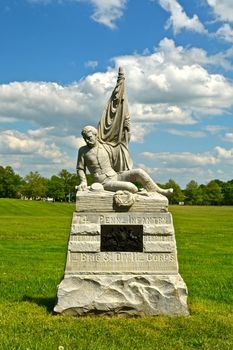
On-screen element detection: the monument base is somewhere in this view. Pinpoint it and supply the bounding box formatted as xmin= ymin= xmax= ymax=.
xmin=54 ymin=273 xmax=188 ymax=316
xmin=54 ymin=189 xmax=189 ymax=316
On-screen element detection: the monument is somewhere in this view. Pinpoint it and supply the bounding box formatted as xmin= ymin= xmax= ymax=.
xmin=54 ymin=68 xmax=189 ymax=316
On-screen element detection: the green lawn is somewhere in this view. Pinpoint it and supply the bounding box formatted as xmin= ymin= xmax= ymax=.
xmin=0 ymin=199 xmax=232 ymax=350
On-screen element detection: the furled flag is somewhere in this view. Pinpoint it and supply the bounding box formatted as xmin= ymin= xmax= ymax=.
xmin=98 ymin=67 xmax=133 ymax=172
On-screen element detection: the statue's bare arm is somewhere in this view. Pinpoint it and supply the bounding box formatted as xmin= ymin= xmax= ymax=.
xmin=77 ymin=148 xmax=88 ymax=191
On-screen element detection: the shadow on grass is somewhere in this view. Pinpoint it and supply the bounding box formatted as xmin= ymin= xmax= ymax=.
xmin=22 ymin=295 xmax=56 ymax=313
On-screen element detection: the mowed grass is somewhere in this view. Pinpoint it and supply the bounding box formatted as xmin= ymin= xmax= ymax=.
xmin=0 ymin=199 xmax=232 ymax=350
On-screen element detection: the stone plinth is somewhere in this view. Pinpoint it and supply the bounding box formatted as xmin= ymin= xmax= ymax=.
xmin=54 ymin=189 xmax=189 ymax=316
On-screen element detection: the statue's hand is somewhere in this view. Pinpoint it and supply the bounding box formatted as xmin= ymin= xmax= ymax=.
xmin=124 ymin=118 xmax=130 ymax=131
xmin=77 ymin=182 xmax=88 ymax=191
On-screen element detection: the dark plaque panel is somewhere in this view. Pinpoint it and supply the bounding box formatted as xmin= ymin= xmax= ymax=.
xmin=101 ymin=225 xmax=143 ymax=252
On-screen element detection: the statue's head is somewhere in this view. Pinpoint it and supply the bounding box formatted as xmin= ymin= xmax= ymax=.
xmin=81 ymin=125 xmax=98 ymax=147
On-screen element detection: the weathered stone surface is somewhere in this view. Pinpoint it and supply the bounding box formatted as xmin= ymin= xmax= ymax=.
xmin=143 ymin=223 xmax=174 ymax=235
xmin=76 ymin=190 xmax=168 ymax=213
xmin=54 ymin=274 xmax=188 ymax=316
xmin=72 ymin=212 xmax=172 ymax=225
xmin=54 ymin=190 xmax=189 ymax=316
xmin=65 ymin=251 xmax=178 ymax=274
xmin=68 ymin=241 xmax=100 ymax=252
xmin=71 ymin=223 xmax=100 ymax=235
xmin=143 ymin=241 xmax=175 ymax=253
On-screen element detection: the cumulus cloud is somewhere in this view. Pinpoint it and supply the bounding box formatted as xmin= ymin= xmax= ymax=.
xmin=1 ymin=38 xmax=233 ymax=136
xmin=0 ymin=129 xmax=63 ymax=158
xmin=88 ymin=0 xmax=127 ymax=29
xmin=158 ymin=0 xmax=206 ymax=34
xmin=130 ymin=103 xmax=195 ymax=125
xmin=1 ymin=38 xmax=233 ymax=177
xmin=114 ymin=38 xmax=233 ymax=116
xmin=207 ymin=0 xmax=233 ymax=23
xmin=216 ymin=23 xmax=233 ymax=43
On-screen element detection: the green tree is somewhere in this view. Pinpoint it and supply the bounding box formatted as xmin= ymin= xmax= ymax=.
xmin=221 ymin=180 xmax=233 ymax=205
xmin=0 ymin=166 xmax=23 ymax=198
xmin=59 ymin=169 xmax=77 ymax=201
xmin=165 ymin=179 xmax=184 ymax=204
xmin=203 ymin=180 xmax=223 ymax=205
xmin=184 ymin=180 xmax=202 ymax=205
xmin=47 ymin=175 xmax=65 ymax=201
xmin=21 ymin=171 xmax=48 ymax=199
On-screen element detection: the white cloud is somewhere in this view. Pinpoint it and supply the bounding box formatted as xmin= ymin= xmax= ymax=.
xmin=224 ymin=132 xmax=233 ymax=142
xmin=158 ymin=0 xmax=206 ymax=34
xmin=130 ymin=103 xmax=195 ymax=125
xmin=138 ymin=146 xmax=233 ymax=186
xmin=215 ymin=146 xmax=233 ymax=159
xmin=0 ymin=128 xmax=82 ymax=177
xmin=0 ymin=129 xmax=63 ymax=159
xmin=141 ymin=151 xmax=218 ymax=166
xmin=130 ymin=123 xmax=154 ymax=143
xmin=207 ymin=0 xmax=233 ymax=23
xmin=216 ymin=23 xmax=233 ymax=43
xmin=114 ymin=39 xmax=233 ymax=116
xmin=89 ymin=0 xmax=127 ymax=29
xmin=1 ymin=39 xmax=233 ymax=134
xmin=1 ymin=39 xmax=233 ymax=177
xmin=155 ymin=38 xmax=233 ymax=71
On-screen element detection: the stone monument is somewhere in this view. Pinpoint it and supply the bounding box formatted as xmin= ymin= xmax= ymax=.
xmin=54 ymin=68 xmax=189 ymax=316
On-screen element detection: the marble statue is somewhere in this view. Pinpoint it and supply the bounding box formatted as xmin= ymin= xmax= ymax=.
xmin=77 ymin=125 xmax=173 ymax=195
xmin=54 ymin=67 xmax=189 ymax=317
xmin=76 ymin=67 xmax=173 ymax=196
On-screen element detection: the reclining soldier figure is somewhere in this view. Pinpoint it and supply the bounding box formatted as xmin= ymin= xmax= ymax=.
xmin=77 ymin=125 xmax=173 ymax=196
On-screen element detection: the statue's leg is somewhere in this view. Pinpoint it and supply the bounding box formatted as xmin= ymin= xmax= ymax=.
xmin=103 ymin=180 xmax=138 ymax=193
xmin=118 ymin=169 xmax=173 ymax=195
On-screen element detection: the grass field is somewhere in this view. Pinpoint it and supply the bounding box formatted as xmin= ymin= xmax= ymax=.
xmin=0 ymin=198 xmax=232 ymax=350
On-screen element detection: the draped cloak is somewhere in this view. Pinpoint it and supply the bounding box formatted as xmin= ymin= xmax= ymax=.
xmin=97 ymin=67 xmax=133 ymax=172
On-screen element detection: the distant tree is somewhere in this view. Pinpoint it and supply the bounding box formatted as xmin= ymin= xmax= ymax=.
xmin=184 ymin=180 xmax=202 ymax=205
xmin=164 ymin=179 xmax=184 ymax=204
xmin=0 ymin=166 xmax=23 ymax=198
xmin=221 ymin=180 xmax=233 ymax=205
xmin=59 ymin=169 xmax=77 ymax=201
xmin=47 ymin=175 xmax=65 ymax=201
xmin=21 ymin=171 xmax=48 ymax=199
xmin=203 ymin=180 xmax=223 ymax=205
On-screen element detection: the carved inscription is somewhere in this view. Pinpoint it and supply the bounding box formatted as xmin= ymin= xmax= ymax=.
xmin=72 ymin=213 xmax=171 ymax=225
xmin=67 ymin=252 xmax=178 ymax=274
xmin=79 ymin=252 xmax=175 ymax=263
xmin=99 ymin=215 xmax=169 ymax=225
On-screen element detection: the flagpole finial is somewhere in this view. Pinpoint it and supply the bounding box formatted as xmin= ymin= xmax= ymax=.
xmin=118 ymin=67 xmax=125 ymax=81
xmin=118 ymin=67 xmax=124 ymax=74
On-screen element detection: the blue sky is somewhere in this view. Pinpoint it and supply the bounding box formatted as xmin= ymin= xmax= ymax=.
xmin=0 ymin=0 xmax=233 ymax=187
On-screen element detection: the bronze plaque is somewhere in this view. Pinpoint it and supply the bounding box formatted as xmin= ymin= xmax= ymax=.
xmin=101 ymin=225 xmax=143 ymax=252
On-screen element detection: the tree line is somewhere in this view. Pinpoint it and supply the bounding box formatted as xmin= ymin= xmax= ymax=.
xmin=0 ymin=165 xmax=233 ymax=205
xmin=0 ymin=166 xmax=93 ymax=202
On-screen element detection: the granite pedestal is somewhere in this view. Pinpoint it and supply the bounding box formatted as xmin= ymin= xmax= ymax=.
xmin=54 ymin=188 xmax=189 ymax=316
